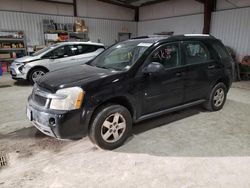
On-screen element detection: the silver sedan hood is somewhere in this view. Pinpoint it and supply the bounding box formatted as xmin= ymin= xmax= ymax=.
xmin=14 ymin=56 xmax=40 ymax=63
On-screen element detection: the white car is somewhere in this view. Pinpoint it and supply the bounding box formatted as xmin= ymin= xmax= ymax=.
xmin=10 ymin=41 xmax=105 ymax=84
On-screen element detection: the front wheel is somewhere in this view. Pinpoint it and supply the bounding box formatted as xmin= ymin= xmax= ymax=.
xmin=203 ymin=82 xmax=227 ymax=111
xmin=89 ymin=104 xmax=132 ymax=150
xmin=29 ymin=68 xmax=47 ymax=84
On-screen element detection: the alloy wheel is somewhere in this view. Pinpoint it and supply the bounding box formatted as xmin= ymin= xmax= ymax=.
xmin=32 ymin=70 xmax=45 ymax=83
xmin=101 ymin=113 xmax=126 ymax=143
xmin=213 ymin=88 xmax=225 ymax=107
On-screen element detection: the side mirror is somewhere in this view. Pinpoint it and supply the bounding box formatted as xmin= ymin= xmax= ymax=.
xmin=142 ymin=62 xmax=165 ymax=74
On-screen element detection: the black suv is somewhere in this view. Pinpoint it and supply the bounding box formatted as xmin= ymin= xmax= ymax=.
xmin=27 ymin=35 xmax=234 ymax=149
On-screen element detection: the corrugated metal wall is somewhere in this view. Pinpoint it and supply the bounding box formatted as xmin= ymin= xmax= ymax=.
xmin=211 ymin=7 xmax=250 ymax=60
xmin=1 ymin=7 xmax=250 ymax=60
xmin=138 ymin=7 xmax=250 ymax=61
xmin=0 ymin=10 xmax=137 ymax=46
xmin=138 ymin=14 xmax=203 ymax=36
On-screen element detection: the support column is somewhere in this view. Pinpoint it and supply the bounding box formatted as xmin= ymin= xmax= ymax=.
xmin=135 ymin=7 xmax=139 ymax=22
xmin=73 ymin=0 xmax=77 ymax=17
xmin=203 ymin=0 xmax=213 ymax=34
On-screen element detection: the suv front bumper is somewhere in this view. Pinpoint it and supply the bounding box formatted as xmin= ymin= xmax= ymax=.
xmin=27 ymin=96 xmax=92 ymax=139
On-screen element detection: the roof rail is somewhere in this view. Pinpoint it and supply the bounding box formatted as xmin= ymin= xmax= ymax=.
xmin=131 ymin=36 xmax=150 ymax=39
xmin=132 ymin=35 xmax=168 ymax=40
xmin=184 ymin=34 xmax=210 ymax=37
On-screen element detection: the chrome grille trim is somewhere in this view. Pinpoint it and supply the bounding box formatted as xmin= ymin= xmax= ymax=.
xmin=33 ymin=84 xmax=66 ymax=99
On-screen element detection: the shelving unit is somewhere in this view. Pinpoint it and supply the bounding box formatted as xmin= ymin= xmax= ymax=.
xmin=44 ymin=31 xmax=89 ymax=45
xmin=0 ymin=31 xmax=27 ymax=71
xmin=43 ymin=19 xmax=89 ymax=45
xmin=0 ymin=48 xmax=26 ymax=51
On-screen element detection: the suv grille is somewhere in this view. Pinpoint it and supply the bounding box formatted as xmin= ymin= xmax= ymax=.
xmin=33 ymin=94 xmax=47 ymax=106
xmin=32 ymin=85 xmax=49 ymax=107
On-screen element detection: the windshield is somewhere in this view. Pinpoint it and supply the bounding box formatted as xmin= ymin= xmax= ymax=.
xmin=90 ymin=40 xmax=152 ymax=71
xmin=32 ymin=43 xmax=60 ymax=56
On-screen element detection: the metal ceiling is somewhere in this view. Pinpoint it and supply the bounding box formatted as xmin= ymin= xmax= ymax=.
xmin=35 ymin=0 xmax=171 ymax=8
xmin=98 ymin=0 xmax=171 ymax=8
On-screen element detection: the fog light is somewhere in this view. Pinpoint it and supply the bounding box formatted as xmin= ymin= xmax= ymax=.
xmin=49 ymin=118 xmax=56 ymax=126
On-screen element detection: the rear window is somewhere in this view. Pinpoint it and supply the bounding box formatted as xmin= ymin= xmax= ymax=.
xmin=74 ymin=45 xmax=104 ymax=55
xmin=212 ymin=42 xmax=231 ymax=59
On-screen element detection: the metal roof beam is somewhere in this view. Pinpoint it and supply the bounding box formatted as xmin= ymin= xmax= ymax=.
xmin=36 ymin=0 xmax=74 ymax=6
xmin=140 ymin=0 xmax=171 ymax=7
xmin=97 ymin=0 xmax=137 ymax=9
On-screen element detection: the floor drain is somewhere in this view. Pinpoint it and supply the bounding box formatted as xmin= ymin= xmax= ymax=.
xmin=0 ymin=155 xmax=7 ymax=168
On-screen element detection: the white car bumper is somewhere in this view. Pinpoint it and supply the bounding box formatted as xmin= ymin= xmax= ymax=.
xmin=10 ymin=62 xmax=28 ymax=80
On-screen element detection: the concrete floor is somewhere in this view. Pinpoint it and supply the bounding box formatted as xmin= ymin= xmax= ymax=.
xmin=0 ymin=74 xmax=250 ymax=188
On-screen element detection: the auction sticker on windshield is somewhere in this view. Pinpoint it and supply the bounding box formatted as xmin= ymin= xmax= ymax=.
xmin=137 ymin=43 xmax=153 ymax=47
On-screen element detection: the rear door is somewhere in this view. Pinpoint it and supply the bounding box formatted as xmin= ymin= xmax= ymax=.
xmin=181 ymin=40 xmax=223 ymax=103
xmin=74 ymin=44 xmax=104 ymax=64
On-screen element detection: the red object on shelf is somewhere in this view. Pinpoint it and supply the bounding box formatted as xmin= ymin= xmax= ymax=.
xmin=1 ymin=62 xmax=8 ymax=72
xmin=0 ymin=64 xmax=2 ymax=76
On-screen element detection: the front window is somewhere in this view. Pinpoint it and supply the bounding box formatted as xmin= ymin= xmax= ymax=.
xmin=150 ymin=43 xmax=180 ymax=69
xmin=90 ymin=41 xmax=152 ymax=71
xmin=32 ymin=43 xmax=60 ymax=56
xmin=43 ymin=45 xmax=74 ymax=59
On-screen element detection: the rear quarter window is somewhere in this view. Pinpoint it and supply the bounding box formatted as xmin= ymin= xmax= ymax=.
xmin=212 ymin=42 xmax=231 ymax=59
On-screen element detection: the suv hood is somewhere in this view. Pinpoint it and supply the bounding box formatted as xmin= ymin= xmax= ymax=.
xmin=15 ymin=56 xmax=40 ymax=63
xmin=37 ymin=64 xmax=117 ymax=92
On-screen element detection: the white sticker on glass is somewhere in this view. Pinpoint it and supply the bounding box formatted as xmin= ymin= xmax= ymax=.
xmin=137 ymin=43 xmax=153 ymax=47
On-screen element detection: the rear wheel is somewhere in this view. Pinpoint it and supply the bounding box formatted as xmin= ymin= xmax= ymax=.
xmin=203 ymin=82 xmax=227 ymax=111
xmin=29 ymin=68 xmax=47 ymax=84
xmin=89 ymin=104 xmax=132 ymax=150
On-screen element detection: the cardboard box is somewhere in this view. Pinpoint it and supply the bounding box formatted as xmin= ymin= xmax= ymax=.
xmin=75 ymin=26 xmax=88 ymax=33
xmin=75 ymin=19 xmax=85 ymax=27
xmin=45 ymin=34 xmax=58 ymax=41
xmin=0 ymin=53 xmax=11 ymax=59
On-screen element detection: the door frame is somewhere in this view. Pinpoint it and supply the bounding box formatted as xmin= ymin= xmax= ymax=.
xmin=136 ymin=41 xmax=187 ymax=117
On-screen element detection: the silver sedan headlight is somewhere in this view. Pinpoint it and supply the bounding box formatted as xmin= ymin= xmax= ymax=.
xmin=22 ymin=64 xmax=32 ymax=74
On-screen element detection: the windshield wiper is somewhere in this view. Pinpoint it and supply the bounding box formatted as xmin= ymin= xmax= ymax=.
xmin=95 ymin=65 xmax=109 ymax=69
xmin=96 ymin=65 xmax=123 ymax=71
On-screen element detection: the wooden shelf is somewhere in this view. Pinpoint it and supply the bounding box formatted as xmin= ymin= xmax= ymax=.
xmin=0 ymin=58 xmax=16 ymax=61
xmin=0 ymin=48 xmax=26 ymax=51
xmin=0 ymin=38 xmax=24 ymax=41
xmin=45 ymin=30 xmax=68 ymax=33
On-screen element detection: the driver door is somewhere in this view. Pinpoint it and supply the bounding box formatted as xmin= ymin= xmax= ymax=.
xmin=140 ymin=42 xmax=186 ymax=115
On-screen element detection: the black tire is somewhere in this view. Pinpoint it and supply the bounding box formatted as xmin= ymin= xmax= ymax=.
xmin=28 ymin=68 xmax=47 ymax=84
xmin=89 ymin=104 xmax=132 ymax=150
xmin=203 ymin=82 xmax=227 ymax=111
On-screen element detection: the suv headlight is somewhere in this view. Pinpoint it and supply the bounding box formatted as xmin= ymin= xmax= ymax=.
xmin=50 ymin=87 xmax=84 ymax=110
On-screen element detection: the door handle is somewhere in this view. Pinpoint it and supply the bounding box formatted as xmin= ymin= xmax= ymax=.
xmin=208 ymin=65 xmax=216 ymax=69
xmin=175 ymin=72 xmax=182 ymax=77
